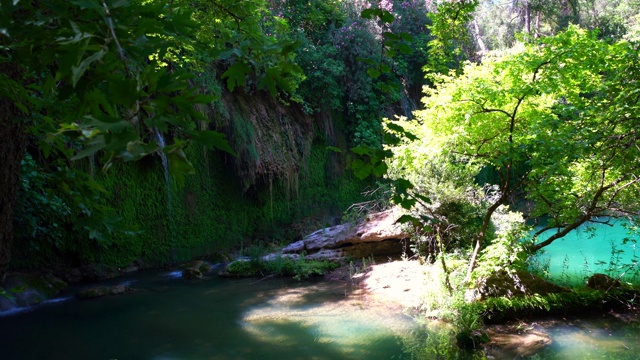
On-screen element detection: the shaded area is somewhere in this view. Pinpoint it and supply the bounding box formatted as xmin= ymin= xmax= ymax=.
xmin=0 ymin=270 xmax=412 ymax=360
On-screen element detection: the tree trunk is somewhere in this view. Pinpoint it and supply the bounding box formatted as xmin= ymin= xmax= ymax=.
xmin=472 ymin=19 xmax=487 ymax=53
xmin=0 ymin=63 xmax=26 ymax=283
xmin=525 ymin=1 xmax=532 ymax=37
xmin=465 ymin=199 xmax=503 ymax=283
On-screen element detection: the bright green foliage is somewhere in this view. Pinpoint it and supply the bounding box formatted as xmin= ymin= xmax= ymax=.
xmin=426 ymin=0 xmax=479 ymax=74
xmin=394 ymin=26 xmax=640 ymax=278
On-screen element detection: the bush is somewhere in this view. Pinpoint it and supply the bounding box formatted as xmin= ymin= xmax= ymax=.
xmin=225 ymin=254 xmax=338 ymax=280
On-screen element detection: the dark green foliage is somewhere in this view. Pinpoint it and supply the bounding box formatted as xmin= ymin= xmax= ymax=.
xmin=482 ymin=288 xmax=640 ymax=323
xmin=12 ymin=139 xmax=366 ymax=269
xmin=225 ymin=255 xmax=339 ymax=280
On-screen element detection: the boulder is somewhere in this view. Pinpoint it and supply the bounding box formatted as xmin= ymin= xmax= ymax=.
xmin=282 ymin=208 xmax=409 ymax=255
xmin=586 ymin=273 xmax=622 ymax=290
xmin=182 ymin=260 xmax=214 ymax=279
xmin=305 ymin=249 xmax=345 ymax=262
xmin=261 ymin=253 xmax=300 ymax=262
xmin=475 ymin=269 xmax=569 ymax=300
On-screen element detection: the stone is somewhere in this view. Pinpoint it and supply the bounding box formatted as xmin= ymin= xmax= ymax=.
xmin=261 ymin=253 xmax=300 ymax=262
xmin=182 ymin=260 xmax=214 ymax=279
xmin=487 ymin=329 xmax=552 ymax=357
xmin=77 ymin=286 xmax=109 ymax=299
xmin=305 ymin=249 xmax=345 ymax=262
xmin=281 ymin=240 xmax=305 ymax=253
xmin=476 ymin=269 xmax=569 ymax=299
xmin=282 ymin=208 xmax=409 ymax=254
xmin=182 ymin=268 xmax=202 ymax=279
xmin=586 ymin=273 xmax=622 ymax=290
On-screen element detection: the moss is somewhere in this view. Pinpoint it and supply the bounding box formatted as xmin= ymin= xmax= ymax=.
xmin=11 ymin=101 xmax=369 ymax=271
xmin=481 ymin=288 xmax=640 ymax=323
xmin=224 ymin=256 xmax=339 ymax=280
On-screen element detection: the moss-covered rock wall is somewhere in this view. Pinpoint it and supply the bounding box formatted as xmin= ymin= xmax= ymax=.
xmin=10 ymin=90 xmax=367 ymax=271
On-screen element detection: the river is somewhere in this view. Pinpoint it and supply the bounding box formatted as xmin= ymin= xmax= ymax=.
xmin=0 ymin=266 xmax=415 ymax=359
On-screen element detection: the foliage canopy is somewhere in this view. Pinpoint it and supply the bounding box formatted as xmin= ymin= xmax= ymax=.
xmin=390 ymin=26 xmax=640 ymax=276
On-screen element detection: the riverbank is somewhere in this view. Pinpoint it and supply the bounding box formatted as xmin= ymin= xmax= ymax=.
xmin=326 ymin=258 xmax=640 ymax=358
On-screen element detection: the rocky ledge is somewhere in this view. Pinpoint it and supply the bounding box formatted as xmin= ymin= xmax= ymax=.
xmin=275 ymin=208 xmax=410 ymax=261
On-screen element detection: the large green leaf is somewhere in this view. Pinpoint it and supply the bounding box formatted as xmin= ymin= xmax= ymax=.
xmin=187 ymin=130 xmax=236 ymax=156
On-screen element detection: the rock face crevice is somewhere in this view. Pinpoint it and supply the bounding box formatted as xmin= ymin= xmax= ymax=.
xmin=278 ymin=208 xmax=410 ymax=261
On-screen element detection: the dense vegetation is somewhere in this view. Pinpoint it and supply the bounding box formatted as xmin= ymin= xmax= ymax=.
xmin=0 ymin=0 xmax=435 ymax=279
xmin=1 ymin=0 xmax=640 ymax=357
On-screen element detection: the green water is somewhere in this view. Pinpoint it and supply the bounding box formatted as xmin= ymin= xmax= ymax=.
xmin=0 ymin=268 xmax=414 ymax=360
xmin=532 ymin=218 xmax=640 ymax=285
xmin=532 ymin=314 xmax=640 ymax=359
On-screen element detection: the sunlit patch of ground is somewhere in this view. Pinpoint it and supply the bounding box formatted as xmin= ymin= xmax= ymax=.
xmin=239 ymin=260 xmax=433 ymax=356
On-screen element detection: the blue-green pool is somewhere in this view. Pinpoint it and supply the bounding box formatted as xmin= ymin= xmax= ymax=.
xmin=532 ymin=218 xmax=640 ymax=285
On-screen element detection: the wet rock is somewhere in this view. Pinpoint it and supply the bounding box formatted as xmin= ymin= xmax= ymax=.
xmin=182 ymin=268 xmax=202 ymax=279
xmin=487 ymin=329 xmax=552 ymax=357
xmin=182 ymin=260 xmax=213 ymax=279
xmin=77 ymin=285 xmax=131 ymax=299
xmin=586 ymin=273 xmax=622 ymax=290
xmin=0 ymin=273 xmax=68 ymax=311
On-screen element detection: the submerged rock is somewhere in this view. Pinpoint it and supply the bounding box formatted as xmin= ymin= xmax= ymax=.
xmin=77 ymin=285 xmax=132 ymax=299
xmin=487 ymin=328 xmax=552 ymax=357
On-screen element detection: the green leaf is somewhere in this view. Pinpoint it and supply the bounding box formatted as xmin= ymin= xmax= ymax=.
xmin=325 ymin=146 xmax=343 ymax=153
xmin=221 ymin=61 xmax=252 ymax=92
xmin=361 ymin=8 xmax=381 ymax=19
xmin=165 ymin=144 xmax=196 ymax=187
xmin=386 ymin=122 xmax=405 ymax=133
xmin=351 ymin=158 xmax=372 ymax=180
xmin=367 ymin=68 xmax=381 ymax=79
xmin=372 ymin=162 xmax=388 ymax=177
xmin=351 ymin=145 xmax=372 ymax=156
xmin=72 ymin=49 xmax=107 ymax=87
xmin=398 ymin=43 xmax=413 ymax=55
xmin=281 ymin=40 xmax=300 ymax=56
xmin=394 ymin=178 xmax=414 ymax=192
xmin=57 ymin=21 xmax=94 ymax=45
xmin=396 ymin=214 xmax=422 ymax=228
xmin=399 ymin=33 xmax=413 ymax=42
xmin=380 ymin=11 xmax=395 ymax=24
xmin=187 ymin=130 xmax=236 ymax=156
xmin=382 ymin=32 xmax=399 ymax=41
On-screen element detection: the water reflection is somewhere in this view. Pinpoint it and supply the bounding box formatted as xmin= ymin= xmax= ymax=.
xmin=0 ymin=271 xmax=414 ymax=359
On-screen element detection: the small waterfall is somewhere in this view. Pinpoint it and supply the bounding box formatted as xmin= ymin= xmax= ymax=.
xmin=155 ymin=129 xmax=176 ymax=262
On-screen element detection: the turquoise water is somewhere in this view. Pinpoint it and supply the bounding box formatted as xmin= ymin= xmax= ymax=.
xmin=0 ymin=269 xmax=414 ymax=360
xmin=532 ymin=218 xmax=640 ymax=285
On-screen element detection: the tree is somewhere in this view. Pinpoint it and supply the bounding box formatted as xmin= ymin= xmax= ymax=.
xmin=473 ymin=0 xmax=640 ymax=51
xmin=391 ymin=27 xmax=640 ymax=279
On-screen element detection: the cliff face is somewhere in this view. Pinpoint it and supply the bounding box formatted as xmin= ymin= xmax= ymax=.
xmin=10 ymin=89 xmax=366 ymax=273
